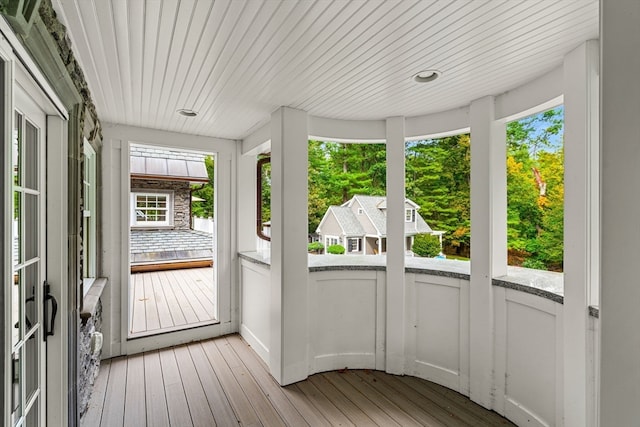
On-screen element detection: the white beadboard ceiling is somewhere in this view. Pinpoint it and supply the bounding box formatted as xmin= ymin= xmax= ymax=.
xmin=52 ymin=0 xmax=598 ymax=141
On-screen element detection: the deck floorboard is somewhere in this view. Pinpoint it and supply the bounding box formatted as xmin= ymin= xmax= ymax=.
xmin=83 ymin=335 xmax=516 ymax=427
xmin=129 ymin=267 xmax=215 ymax=337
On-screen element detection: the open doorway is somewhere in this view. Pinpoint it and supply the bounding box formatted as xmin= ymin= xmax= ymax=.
xmin=127 ymin=143 xmax=217 ymax=338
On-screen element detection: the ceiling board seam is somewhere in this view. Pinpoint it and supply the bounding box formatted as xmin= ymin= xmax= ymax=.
xmin=152 ymin=0 xmax=196 ymax=129
xmin=205 ymin=0 xmax=353 ymax=131
xmin=197 ymin=0 xmax=303 ymax=128
xmin=192 ymin=1 xmax=287 ymax=129
xmin=346 ymin=6 xmax=595 ymax=117
xmin=175 ymin=0 xmax=245 ymax=133
xmin=297 ymin=0 xmax=489 ymax=112
xmin=156 ymin=0 xmax=216 ymax=127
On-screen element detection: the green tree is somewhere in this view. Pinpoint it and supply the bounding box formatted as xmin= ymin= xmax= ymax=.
xmin=191 ymin=155 xmax=215 ymax=218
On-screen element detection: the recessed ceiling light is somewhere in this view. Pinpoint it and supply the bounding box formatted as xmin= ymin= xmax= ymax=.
xmin=413 ymin=70 xmax=441 ymax=83
xmin=177 ymin=108 xmax=198 ymax=117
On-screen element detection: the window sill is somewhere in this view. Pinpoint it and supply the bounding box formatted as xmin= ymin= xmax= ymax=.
xmin=80 ymin=277 xmax=108 ymax=322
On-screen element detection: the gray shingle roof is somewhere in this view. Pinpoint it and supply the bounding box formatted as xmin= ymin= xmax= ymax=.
xmin=130 ymin=144 xmax=209 ymax=182
xmin=330 ymin=206 xmax=365 ymax=236
xmin=346 ymin=195 xmax=434 ymax=236
xmin=351 ymin=195 xmax=388 ymax=234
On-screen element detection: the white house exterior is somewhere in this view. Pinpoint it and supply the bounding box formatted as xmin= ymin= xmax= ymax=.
xmin=316 ymin=195 xmax=437 ymax=254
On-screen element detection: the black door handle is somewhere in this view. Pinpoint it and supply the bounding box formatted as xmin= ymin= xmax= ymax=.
xmin=43 ymin=282 xmax=58 ymax=341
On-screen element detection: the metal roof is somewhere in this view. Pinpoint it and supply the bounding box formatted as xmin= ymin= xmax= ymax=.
xmin=130 ymin=144 xmax=209 ymax=182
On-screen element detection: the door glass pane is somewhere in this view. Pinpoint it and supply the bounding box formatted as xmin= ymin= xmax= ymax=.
xmin=13 ymin=191 xmax=21 ymax=266
xmin=24 ymin=194 xmax=38 ymax=261
xmin=13 ymin=112 xmax=21 ymax=186
xmin=24 ymin=120 xmax=38 ymax=190
xmin=25 ymin=399 xmax=39 ymax=427
xmin=23 ymin=263 xmax=38 ymax=335
xmin=24 ymin=330 xmax=39 ymax=402
xmin=11 ymin=350 xmax=22 ymax=423
xmin=12 ymin=269 xmax=21 ymax=348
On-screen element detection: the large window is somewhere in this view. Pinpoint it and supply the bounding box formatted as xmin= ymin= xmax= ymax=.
xmin=405 ymin=133 xmax=471 ymax=260
xmin=506 ymin=107 xmax=564 ymax=271
xmin=347 ymin=237 xmax=361 ymax=253
xmin=131 ymin=191 xmax=173 ymax=227
xmin=83 ymin=139 xmax=97 ymax=290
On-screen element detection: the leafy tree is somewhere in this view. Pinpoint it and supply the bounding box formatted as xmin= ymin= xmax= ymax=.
xmin=191 ymin=155 xmax=215 ymax=218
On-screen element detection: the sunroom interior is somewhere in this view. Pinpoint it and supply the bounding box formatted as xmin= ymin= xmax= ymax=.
xmin=1 ymin=0 xmax=639 ymax=426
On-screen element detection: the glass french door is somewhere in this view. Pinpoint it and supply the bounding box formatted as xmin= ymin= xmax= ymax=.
xmin=11 ymin=86 xmax=47 ymax=427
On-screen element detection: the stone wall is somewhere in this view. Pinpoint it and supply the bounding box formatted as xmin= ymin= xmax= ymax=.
xmin=131 ymin=178 xmax=191 ymax=230
xmin=78 ymin=299 xmax=102 ymax=419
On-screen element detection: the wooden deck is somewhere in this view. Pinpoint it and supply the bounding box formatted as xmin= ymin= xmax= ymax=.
xmin=129 ymin=267 xmax=216 ymax=338
xmin=83 ymin=335 xmax=515 ymax=427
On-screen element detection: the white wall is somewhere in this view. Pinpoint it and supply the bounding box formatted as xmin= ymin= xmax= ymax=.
xmin=239 ymin=259 xmax=270 ymax=364
xmin=239 ymin=266 xmax=576 ymax=426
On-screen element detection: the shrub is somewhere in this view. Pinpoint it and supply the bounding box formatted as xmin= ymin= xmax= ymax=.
xmin=327 ymin=244 xmax=345 ymax=255
xmin=308 ymin=242 xmax=324 ymax=253
xmin=522 ymin=258 xmax=547 ymax=270
xmin=412 ymin=234 xmax=441 ymax=257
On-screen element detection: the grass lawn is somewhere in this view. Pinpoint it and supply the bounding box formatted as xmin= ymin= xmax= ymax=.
xmin=445 ymin=254 xmax=470 ymax=261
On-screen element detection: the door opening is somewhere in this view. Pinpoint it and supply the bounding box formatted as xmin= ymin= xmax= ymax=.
xmin=127 ymin=143 xmax=218 ymax=338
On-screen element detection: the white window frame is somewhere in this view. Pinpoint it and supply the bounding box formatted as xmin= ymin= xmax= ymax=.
xmin=357 ymin=208 xmax=364 ymax=215
xmin=325 ymin=235 xmax=339 ymax=248
xmin=347 ymin=237 xmax=361 ymax=253
xmin=130 ymin=190 xmax=174 ymax=228
xmin=83 ymin=139 xmax=97 ymax=293
xmin=405 ymin=208 xmax=415 ymax=222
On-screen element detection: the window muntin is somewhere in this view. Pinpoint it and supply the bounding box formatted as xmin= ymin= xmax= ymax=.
xmin=131 ymin=191 xmax=173 ymax=227
xmin=405 ymin=208 xmax=415 ymax=222
xmin=83 ymin=140 xmax=97 ymax=290
xmin=325 ymin=236 xmax=338 ymax=247
xmin=347 ymin=237 xmax=361 ymax=252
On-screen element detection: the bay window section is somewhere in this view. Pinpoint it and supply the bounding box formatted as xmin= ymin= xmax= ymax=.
xmin=506 ymin=107 xmax=564 ymax=271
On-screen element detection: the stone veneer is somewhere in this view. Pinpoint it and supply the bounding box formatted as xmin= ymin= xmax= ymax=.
xmin=131 ymin=178 xmax=192 ymax=230
xmin=78 ymin=299 xmax=102 ymax=419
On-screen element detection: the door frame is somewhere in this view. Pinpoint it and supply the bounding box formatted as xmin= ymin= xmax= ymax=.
xmin=100 ymin=125 xmax=237 ymax=356
xmin=0 ymin=26 xmax=69 ymax=426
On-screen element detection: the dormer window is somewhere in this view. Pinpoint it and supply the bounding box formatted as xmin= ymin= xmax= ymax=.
xmin=405 ymin=208 xmax=415 ymax=222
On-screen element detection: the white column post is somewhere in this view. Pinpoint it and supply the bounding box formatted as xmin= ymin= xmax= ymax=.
xmin=237 ymin=144 xmax=257 ymax=253
xmin=469 ymin=96 xmax=507 ymax=408
xmin=269 ymin=107 xmax=309 ymax=385
xmin=385 ymin=116 xmax=406 ymax=374
xmin=600 ymin=1 xmax=640 ymax=424
xmin=563 ymin=39 xmax=599 ymax=427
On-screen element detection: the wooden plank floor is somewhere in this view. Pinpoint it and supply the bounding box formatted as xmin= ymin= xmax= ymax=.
xmin=83 ymin=335 xmax=515 ymax=427
xmin=129 ymin=267 xmax=216 ymax=338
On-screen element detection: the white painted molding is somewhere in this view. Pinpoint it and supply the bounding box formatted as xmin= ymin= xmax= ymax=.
xmin=309 ymin=116 xmax=386 ymax=142
xmin=469 ymin=96 xmax=506 ymax=409
xmin=242 ymin=122 xmax=270 ymax=155
xmin=0 ymin=17 xmax=68 ymax=119
xmin=600 ymin=1 xmax=640 ymax=424
xmin=563 ymin=39 xmax=599 ymax=427
xmin=269 ymin=107 xmax=309 ymax=385
xmin=405 ymin=106 xmax=470 ymax=140
xmin=102 ymin=122 xmax=236 ymax=154
xmin=385 ymin=116 xmax=406 ymax=375
xmin=495 ymin=66 xmax=563 ymax=122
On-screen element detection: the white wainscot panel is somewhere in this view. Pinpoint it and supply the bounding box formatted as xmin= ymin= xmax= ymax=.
xmin=409 ymin=275 xmax=469 ymax=393
xmin=240 ymin=260 xmax=270 ymax=364
xmin=502 ymin=290 xmax=560 ymax=427
xmin=310 ymin=271 xmax=379 ymax=374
